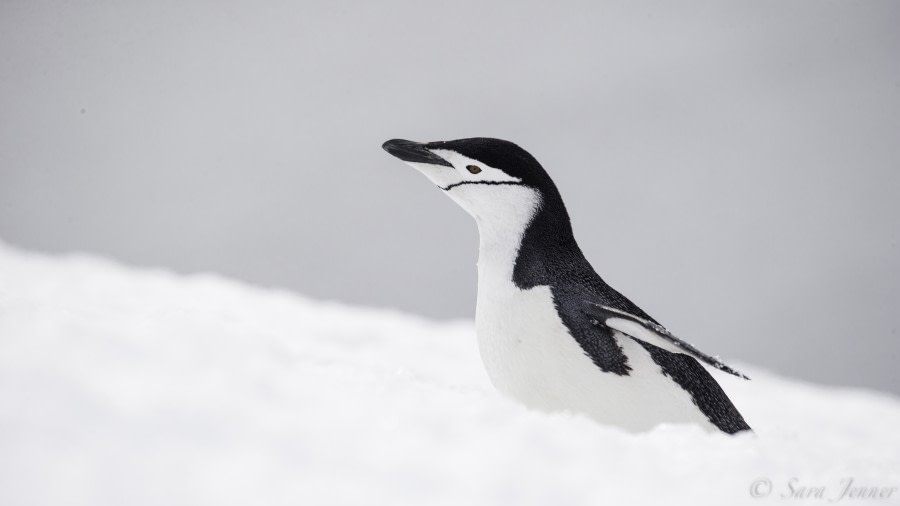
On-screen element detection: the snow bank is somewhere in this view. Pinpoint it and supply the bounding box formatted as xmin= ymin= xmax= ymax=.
xmin=1 ymin=243 xmax=898 ymax=506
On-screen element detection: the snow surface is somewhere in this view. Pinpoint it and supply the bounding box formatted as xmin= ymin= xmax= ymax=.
xmin=1 ymin=242 xmax=898 ymax=506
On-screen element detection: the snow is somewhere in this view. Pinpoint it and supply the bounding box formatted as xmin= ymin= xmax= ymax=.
xmin=1 ymin=242 xmax=898 ymax=506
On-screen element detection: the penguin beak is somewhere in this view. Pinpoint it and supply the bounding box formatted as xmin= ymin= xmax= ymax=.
xmin=382 ymin=139 xmax=452 ymax=167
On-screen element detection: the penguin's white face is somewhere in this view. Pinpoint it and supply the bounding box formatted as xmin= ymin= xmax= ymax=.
xmin=383 ymin=138 xmax=553 ymax=236
xmin=399 ymin=148 xmax=540 ymax=225
xmin=406 ymin=149 xmax=521 ymax=190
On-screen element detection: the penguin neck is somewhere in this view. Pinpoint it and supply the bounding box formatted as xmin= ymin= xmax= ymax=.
xmin=472 ymin=187 xmax=580 ymax=289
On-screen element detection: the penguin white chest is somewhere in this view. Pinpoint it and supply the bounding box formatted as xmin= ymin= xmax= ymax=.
xmin=474 ymin=279 xmax=588 ymax=403
xmin=472 ymin=267 xmax=605 ymax=410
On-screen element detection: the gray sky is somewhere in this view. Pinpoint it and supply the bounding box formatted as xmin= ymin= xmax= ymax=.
xmin=1 ymin=0 xmax=898 ymax=394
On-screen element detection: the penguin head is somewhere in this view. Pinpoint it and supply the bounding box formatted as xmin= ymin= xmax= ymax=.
xmin=382 ymin=137 xmax=561 ymax=223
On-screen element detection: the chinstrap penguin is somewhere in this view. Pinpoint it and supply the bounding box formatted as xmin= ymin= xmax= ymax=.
xmin=382 ymin=137 xmax=751 ymax=434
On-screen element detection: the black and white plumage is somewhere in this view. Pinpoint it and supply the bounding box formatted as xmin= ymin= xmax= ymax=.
xmin=382 ymin=137 xmax=751 ymax=434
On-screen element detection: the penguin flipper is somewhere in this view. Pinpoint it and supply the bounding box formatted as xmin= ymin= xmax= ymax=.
xmin=582 ymin=302 xmax=750 ymax=380
xmin=632 ymin=339 xmax=753 ymax=433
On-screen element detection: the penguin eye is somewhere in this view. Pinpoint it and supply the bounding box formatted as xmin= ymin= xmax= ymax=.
xmin=466 ymin=165 xmax=482 ymax=174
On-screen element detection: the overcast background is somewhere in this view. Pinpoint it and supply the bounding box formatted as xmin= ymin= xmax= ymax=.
xmin=1 ymin=0 xmax=898 ymax=395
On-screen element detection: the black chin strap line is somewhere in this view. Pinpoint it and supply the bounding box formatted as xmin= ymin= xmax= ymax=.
xmin=440 ymin=180 xmax=524 ymax=192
